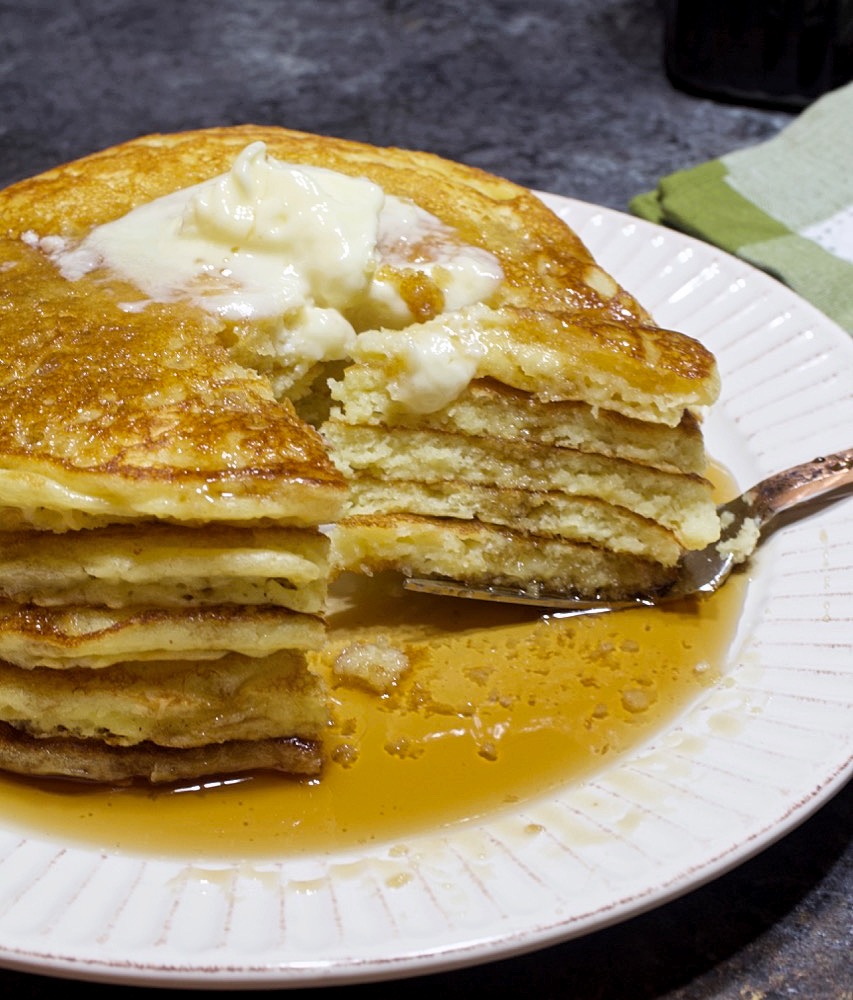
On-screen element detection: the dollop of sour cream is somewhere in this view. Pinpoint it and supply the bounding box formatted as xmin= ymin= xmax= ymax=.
xmin=39 ymin=141 xmax=504 ymax=410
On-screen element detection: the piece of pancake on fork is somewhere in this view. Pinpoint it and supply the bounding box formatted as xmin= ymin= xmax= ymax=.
xmin=0 ymin=125 xmax=721 ymax=783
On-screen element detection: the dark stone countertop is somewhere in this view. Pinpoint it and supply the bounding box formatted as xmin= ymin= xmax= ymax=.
xmin=0 ymin=2 xmax=850 ymax=997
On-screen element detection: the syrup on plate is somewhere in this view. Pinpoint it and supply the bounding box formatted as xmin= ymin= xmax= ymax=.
xmin=0 ymin=567 xmax=746 ymax=860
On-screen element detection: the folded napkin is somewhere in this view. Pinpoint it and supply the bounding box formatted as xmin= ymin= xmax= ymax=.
xmin=631 ymin=82 xmax=853 ymax=334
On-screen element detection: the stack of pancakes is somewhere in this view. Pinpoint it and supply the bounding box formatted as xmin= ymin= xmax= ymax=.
xmin=0 ymin=125 xmax=721 ymax=784
xmin=317 ymin=135 xmax=719 ymax=598
xmin=326 ymin=310 xmax=718 ymax=599
xmin=0 ymin=212 xmax=344 ymax=783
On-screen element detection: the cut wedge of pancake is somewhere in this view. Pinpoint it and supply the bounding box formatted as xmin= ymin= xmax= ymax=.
xmin=0 ymin=124 xmax=722 ymax=783
xmin=325 ymin=309 xmax=719 ymax=599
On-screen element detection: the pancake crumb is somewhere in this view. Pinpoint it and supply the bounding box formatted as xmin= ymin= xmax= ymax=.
xmin=333 ymin=637 xmax=410 ymax=692
xmin=717 ymin=514 xmax=761 ymax=564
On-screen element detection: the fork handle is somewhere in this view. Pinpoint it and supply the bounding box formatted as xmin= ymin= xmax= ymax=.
xmin=750 ymin=447 xmax=853 ymax=524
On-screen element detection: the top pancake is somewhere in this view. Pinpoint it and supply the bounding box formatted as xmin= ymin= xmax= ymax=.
xmin=0 ymin=126 xmax=719 ymax=527
xmin=2 ymin=126 xmax=719 ymax=395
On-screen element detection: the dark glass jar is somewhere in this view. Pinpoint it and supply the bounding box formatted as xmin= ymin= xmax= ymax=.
xmin=664 ymin=0 xmax=853 ymax=108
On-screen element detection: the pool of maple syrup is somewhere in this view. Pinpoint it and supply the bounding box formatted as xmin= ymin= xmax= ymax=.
xmin=0 ymin=565 xmax=746 ymax=860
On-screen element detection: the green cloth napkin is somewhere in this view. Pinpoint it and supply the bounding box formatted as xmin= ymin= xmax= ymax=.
xmin=631 ymin=82 xmax=853 ymax=334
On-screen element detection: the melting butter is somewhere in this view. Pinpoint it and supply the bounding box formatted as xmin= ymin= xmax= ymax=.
xmin=37 ymin=141 xmax=504 ymax=412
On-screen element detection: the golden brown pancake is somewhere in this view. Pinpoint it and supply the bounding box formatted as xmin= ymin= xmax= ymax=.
xmin=0 ymin=524 xmax=329 ymax=613
xmin=0 ymin=602 xmax=325 ymax=670
xmin=334 ymin=374 xmax=709 ymax=475
xmin=0 ymin=724 xmax=321 ymax=785
xmin=332 ymin=513 xmax=681 ymax=600
xmin=1 ymin=124 xmax=718 ymax=418
xmin=0 ymin=649 xmax=326 ymax=783
xmin=0 ymin=652 xmax=326 ymax=747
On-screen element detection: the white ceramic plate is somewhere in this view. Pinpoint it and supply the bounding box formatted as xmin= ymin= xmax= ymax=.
xmin=0 ymin=196 xmax=850 ymax=988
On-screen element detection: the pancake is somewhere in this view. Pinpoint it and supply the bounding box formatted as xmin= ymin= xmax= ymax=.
xmin=0 ymin=722 xmax=321 ymax=785
xmin=0 ymin=524 xmax=329 ymax=612
xmin=331 ymin=514 xmax=680 ymax=599
xmin=0 ymin=651 xmax=326 ymax=783
xmin=334 ymin=374 xmax=709 ymax=475
xmin=0 ymin=124 xmax=722 ymax=783
xmin=2 ymin=125 xmax=718 ymax=418
xmin=0 ymin=652 xmax=326 ymax=748
xmin=0 ymin=603 xmax=325 ymax=670
xmin=338 ymin=478 xmax=684 ymax=566
xmin=0 ymin=725 xmax=321 ymax=785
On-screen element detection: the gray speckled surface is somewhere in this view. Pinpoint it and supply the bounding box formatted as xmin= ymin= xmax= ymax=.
xmin=0 ymin=1 xmax=850 ymax=997
xmin=1 ymin=0 xmax=795 ymax=208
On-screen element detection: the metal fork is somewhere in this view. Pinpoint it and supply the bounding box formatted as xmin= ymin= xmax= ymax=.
xmin=403 ymin=447 xmax=853 ymax=613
